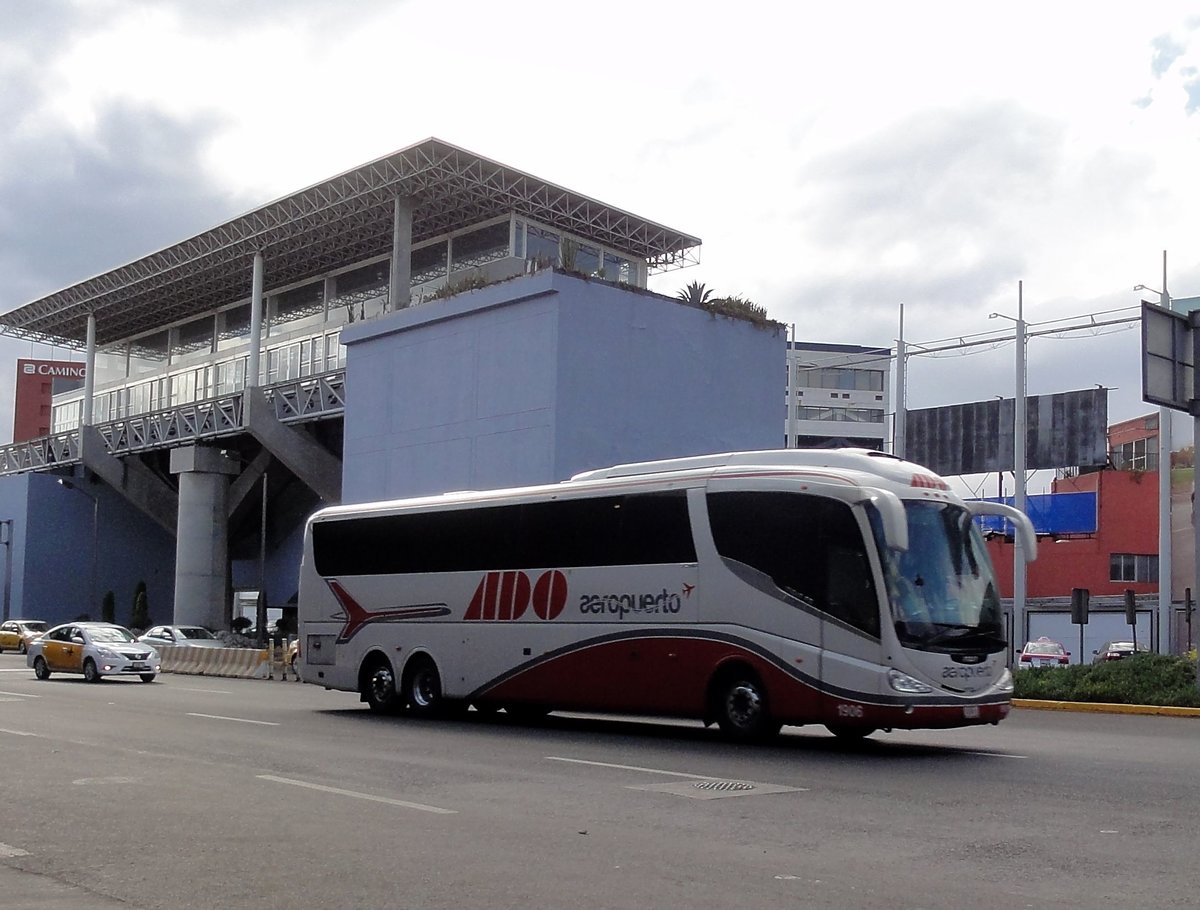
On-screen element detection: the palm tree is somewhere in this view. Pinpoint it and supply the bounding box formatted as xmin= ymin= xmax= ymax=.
xmin=676 ymin=280 xmax=714 ymax=306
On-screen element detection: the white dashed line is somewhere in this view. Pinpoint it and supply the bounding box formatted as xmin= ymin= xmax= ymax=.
xmin=0 ymin=842 xmax=30 ymax=858
xmin=186 ymin=712 xmax=279 ymax=726
xmin=548 ymin=755 xmax=751 ymax=780
xmin=0 ymin=727 xmax=38 ymax=737
xmin=0 ymin=690 xmax=39 ymax=698
xmin=257 ymin=775 xmax=456 ymax=814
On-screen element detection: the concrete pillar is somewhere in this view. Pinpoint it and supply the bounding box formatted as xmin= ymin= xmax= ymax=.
xmin=248 ymin=252 xmax=264 ymax=388
xmin=82 ymin=313 xmax=96 ymax=426
xmin=389 ymin=195 xmax=413 ymax=311
xmin=170 ymin=446 xmax=239 ymax=628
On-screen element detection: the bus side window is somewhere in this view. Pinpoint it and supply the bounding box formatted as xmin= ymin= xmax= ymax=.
xmin=706 ymin=491 xmax=879 ymax=636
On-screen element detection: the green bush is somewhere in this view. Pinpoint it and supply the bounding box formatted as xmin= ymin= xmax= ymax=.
xmin=1014 ymin=654 xmax=1200 ymax=707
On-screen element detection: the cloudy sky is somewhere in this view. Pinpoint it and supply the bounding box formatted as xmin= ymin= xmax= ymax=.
xmin=2 ymin=0 xmax=1199 ymax=473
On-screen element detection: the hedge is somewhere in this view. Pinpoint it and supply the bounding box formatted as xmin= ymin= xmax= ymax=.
xmin=1012 ymin=654 xmax=1200 ymax=708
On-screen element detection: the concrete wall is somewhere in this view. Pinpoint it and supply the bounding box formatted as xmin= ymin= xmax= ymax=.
xmin=0 ymin=472 xmax=175 ymax=627
xmin=341 ymin=270 xmax=784 ymax=502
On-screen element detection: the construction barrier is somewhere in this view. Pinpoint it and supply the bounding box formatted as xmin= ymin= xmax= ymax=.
xmin=157 ymin=644 xmax=269 ymax=679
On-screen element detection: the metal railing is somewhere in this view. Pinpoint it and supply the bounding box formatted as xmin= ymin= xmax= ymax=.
xmin=0 ymin=370 xmax=346 ymax=475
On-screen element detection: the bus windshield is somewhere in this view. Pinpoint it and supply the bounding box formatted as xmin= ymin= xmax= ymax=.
xmin=880 ymin=501 xmax=1005 ymax=654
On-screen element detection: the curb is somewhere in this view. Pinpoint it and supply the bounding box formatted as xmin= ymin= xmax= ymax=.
xmin=1012 ymin=698 xmax=1200 ymax=718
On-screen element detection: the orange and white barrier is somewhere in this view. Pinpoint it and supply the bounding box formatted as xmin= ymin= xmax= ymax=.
xmin=157 ymin=644 xmax=269 ymax=679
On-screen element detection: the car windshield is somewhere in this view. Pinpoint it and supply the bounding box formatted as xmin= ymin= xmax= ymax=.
xmin=1107 ymin=642 xmax=1135 ymax=650
xmin=22 ymin=622 xmax=47 ymax=632
xmin=873 ymin=501 xmax=1005 ymax=654
xmin=1025 ymin=641 xmax=1064 ymax=655
xmin=179 ymin=627 xmax=216 ymax=640
xmin=89 ymin=627 xmax=137 ymax=643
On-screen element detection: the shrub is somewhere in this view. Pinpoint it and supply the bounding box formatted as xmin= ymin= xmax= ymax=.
xmin=1013 ymin=654 xmax=1200 ymax=707
xmin=130 ymin=590 xmax=150 ymax=632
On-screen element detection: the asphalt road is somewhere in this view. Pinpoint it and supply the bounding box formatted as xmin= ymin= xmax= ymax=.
xmin=1 ymin=651 xmax=1197 ymax=910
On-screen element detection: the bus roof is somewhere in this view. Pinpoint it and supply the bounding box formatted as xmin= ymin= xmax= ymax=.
xmin=570 ymin=448 xmax=948 ymax=489
xmin=312 ymin=449 xmax=957 ymax=524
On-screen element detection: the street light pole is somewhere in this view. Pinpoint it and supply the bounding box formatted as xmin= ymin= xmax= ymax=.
xmin=990 ymin=282 xmax=1029 ymax=663
xmin=1136 ymin=256 xmax=1172 ymax=655
xmin=58 ymin=479 xmax=99 ymax=618
xmin=0 ymin=519 xmax=13 ymax=622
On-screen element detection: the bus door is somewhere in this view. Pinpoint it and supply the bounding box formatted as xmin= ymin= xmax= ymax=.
xmin=816 ymin=503 xmax=887 ymax=722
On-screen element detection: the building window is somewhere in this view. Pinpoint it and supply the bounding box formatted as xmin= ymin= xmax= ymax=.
xmin=796 ymin=406 xmax=885 ymax=424
xmin=795 ymin=367 xmax=884 ymax=392
xmin=1111 ymin=437 xmax=1158 ymax=471
xmin=1109 ymin=553 xmax=1157 ymax=582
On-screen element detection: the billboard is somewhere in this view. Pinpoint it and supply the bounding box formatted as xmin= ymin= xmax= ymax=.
xmin=905 ymin=388 xmax=1108 ymax=476
xmin=12 ymin=359 xmax=86 ymax=443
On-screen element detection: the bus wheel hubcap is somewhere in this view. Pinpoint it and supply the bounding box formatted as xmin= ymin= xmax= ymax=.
xmin=728 ymin=683 xmax=761 ymax=726
xmin=370 ymin=667 xmax=394 ymax=702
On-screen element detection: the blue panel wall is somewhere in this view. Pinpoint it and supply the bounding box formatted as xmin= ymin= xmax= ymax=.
xmin=0 ymin=472 xmax=176 ymax=627
xmin=341 ymin=271 xmax=784 ymax=502
xmin=554 ymin=276 xmax=784 ymax=477
xmin=973 ymin=492 xmax=1099 ymax=535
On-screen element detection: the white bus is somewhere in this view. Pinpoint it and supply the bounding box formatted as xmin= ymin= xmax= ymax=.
xmin=296 ymin=449 xmax=1035 ymax=740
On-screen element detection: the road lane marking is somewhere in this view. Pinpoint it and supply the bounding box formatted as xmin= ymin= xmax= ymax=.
xmin=257 ymin=775 xmax=457 ymax=814
xmin=186 ymin=712 xmax=279 ymax=726
xmin=0 ymin=727 xmax=38 ymax=737
xmin=0 ymin=690 xmax=39 ymax=698
xmin=964 ymin=750 xmax=1028 ymax=760
xmin=0 ymin=668 xmax=33 ymax=672
xmin=547 ymin=756 xmax=720 ymax=779
xmin=175 ymin=687 xmax=233 ymax=694
xmin=0 ymin=843 xmax=30 ymax=857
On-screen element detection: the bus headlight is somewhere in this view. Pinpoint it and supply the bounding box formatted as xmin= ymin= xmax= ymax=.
xmin=995 ymin=668 xmax=1014 ymax=693
xmin=887 ymin=669 xmax=933 ymax=694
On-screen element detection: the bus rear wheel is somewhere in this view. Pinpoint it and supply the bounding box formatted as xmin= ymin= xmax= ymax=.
xmin=712 ymin=668 xmax=780 ymax=741
xmin=362 ymin=655 xmax=400 ymax=714
xmin=404 ymin=656 xmax=446 ymax=718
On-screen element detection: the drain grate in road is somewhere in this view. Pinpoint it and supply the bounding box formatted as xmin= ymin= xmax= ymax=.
xmin=693 ymin=780 xmax=755 ymax=792
xmin=629 ymin=779 xmax=806 ymax=800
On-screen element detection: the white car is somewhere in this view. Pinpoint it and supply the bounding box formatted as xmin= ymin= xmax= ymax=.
xmin=28 ymin=622 xmax=161 ymax=683
xmin=137 ymin=624 xmax=226 ymax=649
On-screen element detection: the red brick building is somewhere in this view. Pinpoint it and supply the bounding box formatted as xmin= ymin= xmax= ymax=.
xmin=985 ymin=414 xmax=1160 ymax=598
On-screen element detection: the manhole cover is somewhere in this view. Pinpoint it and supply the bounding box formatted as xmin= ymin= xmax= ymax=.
xmin=693 ymin=780 xmax=754 ymax=792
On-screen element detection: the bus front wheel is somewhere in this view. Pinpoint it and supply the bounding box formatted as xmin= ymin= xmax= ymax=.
xmin=362 ymin=655 xmax=400 ymax=714
xmin=712 ymin=668 xmax=780 ymax=741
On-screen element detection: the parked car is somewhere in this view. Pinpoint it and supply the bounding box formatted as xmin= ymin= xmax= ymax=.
xmin=1092 ymin=640 xmax=1151 ymax=663
xmin=28 ymin=622 xmax=160 ymax=682
xmin=1018 ymin=637 xmax=1071 ymax=668
xmin=137 ymin=625 xmax=226 ymax=649
xmin=0 ymin=619 xmax=48 ymax=654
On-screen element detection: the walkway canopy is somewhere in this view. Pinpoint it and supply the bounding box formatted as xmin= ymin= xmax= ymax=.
xmin=0 ymin=137 xmax=701 ymax=351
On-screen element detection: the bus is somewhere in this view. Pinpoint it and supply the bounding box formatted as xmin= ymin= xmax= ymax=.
xmin=296 ymin=448 xmax=1035 ymax=740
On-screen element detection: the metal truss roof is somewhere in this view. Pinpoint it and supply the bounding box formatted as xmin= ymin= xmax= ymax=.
xmin=0 ymin=138 xmax=702 ymax=351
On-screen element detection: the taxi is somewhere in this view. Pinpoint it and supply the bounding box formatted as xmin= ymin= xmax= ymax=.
xmin=0 ymin=619 xmax=48 ymax=654
xmin=28 ymin=622 xmax=161 ymax=682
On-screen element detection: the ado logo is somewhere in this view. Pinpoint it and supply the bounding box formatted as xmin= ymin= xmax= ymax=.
xmin=464 ymin=570 xmax=567 ymax=621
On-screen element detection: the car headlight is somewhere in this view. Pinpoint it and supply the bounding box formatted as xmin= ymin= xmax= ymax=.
xmin=887 ymin=668 xmax=933 ymax=694
xmin=995 ymin=668 xmax=1014 ymax=693
xmin=96 ymin=647 xmax=120 ymax=659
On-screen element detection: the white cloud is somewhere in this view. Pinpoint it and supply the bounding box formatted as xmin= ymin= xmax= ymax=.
xmin=2 ymin=0 xmax=1200 ymax=444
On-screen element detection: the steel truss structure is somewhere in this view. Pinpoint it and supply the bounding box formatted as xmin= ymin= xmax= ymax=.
xmin=0 ymin=138 xmax=701 ymax=351
xmin=0 ymin=372 xmax=346 ymax=475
